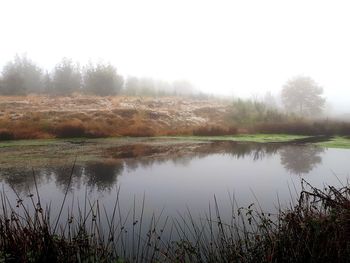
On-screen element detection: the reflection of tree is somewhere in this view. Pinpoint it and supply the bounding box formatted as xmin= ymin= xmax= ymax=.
xmin=0 ymin=161 xmax=124 ymax=194
xmin=122 ymin=142 xmax=282 ymax=173
xmin=84 ymin=161 xmax=123 ymax=191
xmin=1 ymin=142 xmax=323 ymax=194
xmin=0 ymin=168 xmax=49 ymax=193
xmin=53 ymin=166 xmax=84 ymax=191
xmin=0 ymin=170 xmax=36 ymax=193
xmin=280 ymin=146 xmax=324 ymax=175
xmin=227 ymin=143 xmax=280 ymax=161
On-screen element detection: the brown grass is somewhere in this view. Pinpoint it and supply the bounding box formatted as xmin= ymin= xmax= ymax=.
xmin=0 ymin=95 xmax=233 ymax=139
xmin=120 ymin=124 xmax=156 ymax=137
xmin=2 ymin=95 xmax=350 ymax=140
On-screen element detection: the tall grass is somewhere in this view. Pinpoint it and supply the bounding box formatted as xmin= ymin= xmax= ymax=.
xmin=0 ymin=168 xmax=349 ymax=262
xmin=253 ymin=121 xmax=350 ymax=136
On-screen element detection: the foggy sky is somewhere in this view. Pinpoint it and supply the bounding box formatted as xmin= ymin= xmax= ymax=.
xmin=0 ymin=0 xmax=349 ymax=113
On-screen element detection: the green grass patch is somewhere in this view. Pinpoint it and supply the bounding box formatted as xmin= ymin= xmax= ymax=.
xmin=316 ymin=136 xmax=350 ymax=149
xmin=2 ymin=135 xmax=350 ymax=151
xmin=0 ymin=138 xmax=59 ymax=148
xmin=162 ymin=134 xmax=310 ymax=143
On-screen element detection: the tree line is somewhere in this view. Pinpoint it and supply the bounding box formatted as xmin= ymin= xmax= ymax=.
xmin=0 ymin=55 xmax=201 ymax=97
xmin=0 ymin=55 xmax=326 ymax=116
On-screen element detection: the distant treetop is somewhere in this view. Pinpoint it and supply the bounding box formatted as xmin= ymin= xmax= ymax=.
xmin=281 ymin=76 xmax=325 ymax=116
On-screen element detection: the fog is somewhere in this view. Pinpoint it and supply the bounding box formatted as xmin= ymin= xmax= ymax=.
xmin=0 ymin=0 xmax=349 ymax=113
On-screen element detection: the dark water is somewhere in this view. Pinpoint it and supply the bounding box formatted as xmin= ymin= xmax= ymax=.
xmin=0 ymin=141 xmax=349 ymax=233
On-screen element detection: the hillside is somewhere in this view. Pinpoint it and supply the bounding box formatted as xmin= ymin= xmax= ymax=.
xmin=0 ymin=95 xmax=232 ymax=139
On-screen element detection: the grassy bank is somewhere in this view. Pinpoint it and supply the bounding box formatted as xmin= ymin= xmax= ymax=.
xmin=166 ymin=134 xmax=310 ymax=143
xmin=3 ymin=134 xmax=350 ymax=148
xmin=1 ymin=96 xmax=350 ymax=141
xmin=0 ymin=180 xmax=349 ymax=262
xmin=1 ymin=134 xmax=350 ymax=150
xmin=316 ymin=136 xmax=350 ymax=149
xmin=0 ymin=134 xmax=311 ymax=149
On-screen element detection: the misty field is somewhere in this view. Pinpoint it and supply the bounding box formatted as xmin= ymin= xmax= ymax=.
xmin=1 ymin=95 xmax=350 ymax=142
xmin=0 ymin=95 xmax=233 ymax=139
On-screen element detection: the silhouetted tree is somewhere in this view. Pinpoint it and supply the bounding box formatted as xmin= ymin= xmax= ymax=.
xmin=0 ymin=55 xmax=44 ymax=95
xmin=52 ymin=58 xmax=81 ymax=95
xmin=282 ymin=76 xmax=325 ymax=116
xmin=83 ymin=63 xmax=123 ymax=96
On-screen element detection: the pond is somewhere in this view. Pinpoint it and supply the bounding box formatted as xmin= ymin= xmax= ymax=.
xmin=0 ymin=140 xmax=349 ymax=244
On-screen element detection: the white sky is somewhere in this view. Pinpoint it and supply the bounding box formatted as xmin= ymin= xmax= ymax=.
xmin=0 ymin=0 xmax=349 ymax=112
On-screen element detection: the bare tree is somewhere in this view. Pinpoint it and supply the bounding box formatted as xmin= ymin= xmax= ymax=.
xmin=282 ymin=76 xmax=325 ymax=116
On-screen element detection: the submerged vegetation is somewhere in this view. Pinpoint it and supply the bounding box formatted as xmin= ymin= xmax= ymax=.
xmin=0 ymin=177 xmax=348 ymax=262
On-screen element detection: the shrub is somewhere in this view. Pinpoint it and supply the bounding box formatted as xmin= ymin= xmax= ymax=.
xmin=0 ymin=129 xmax=15 ymax=140
xmin=254 ymin=121 xmax=350 ymax=136
xmin=230 ymin=98 xmax=285 ymax=124
xmin=83 ymin=122 xmax=112 ymax=138
xmin=55 ymin=120 xmax=86 ymax=138
xmin=253 ymin=122 xmax=314 ymax=135
xmin=337 ymin=122 xmax=350 ymax=136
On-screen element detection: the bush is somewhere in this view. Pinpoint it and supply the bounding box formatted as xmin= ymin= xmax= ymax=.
xmin=253 ymin=120 xmax=350 ymax=136
xmin=0 ymin=129 xmax=15 ymax=140
xmin=253 ymin=122 xmax=314 ymax=135
xmin=230 ymin=99 xmax=285 ymax=124
xmin=55 ymin=120 xmax=86 ymax=138
xmin=337 ymin=122 xmax=350 ymax=136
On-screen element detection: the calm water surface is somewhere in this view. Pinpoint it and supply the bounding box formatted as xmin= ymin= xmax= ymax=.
xmin=0 ymin=141 xmax=349 ymax=227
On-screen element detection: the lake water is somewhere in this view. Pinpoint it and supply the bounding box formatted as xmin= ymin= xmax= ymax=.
xmin=0 ymin=141 xmax=349 ymax=243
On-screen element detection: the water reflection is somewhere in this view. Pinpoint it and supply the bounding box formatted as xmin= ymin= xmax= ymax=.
xmin=52 ymin=166 xmax=84 ymax=191
xmin=0 ymin=169 xmax=40 ymax=192
xmin=280 ymin=145 xmax=324 ymax=175
xmin=84 ymin=161 xmax=123 ymax=190
xmin=0 ymin=142 xmax=325 ymax=192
